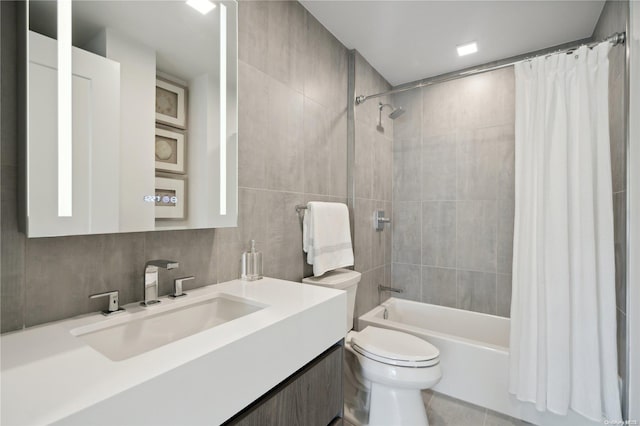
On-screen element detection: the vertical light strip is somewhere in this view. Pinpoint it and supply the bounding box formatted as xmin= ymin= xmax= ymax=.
xmin=57 ymin=0 xmax=72 ymax=216
xmin=219 ymin=3 xmax=227 ymax=215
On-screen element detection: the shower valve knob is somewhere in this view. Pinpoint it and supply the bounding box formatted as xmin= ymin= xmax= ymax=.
xmin=374 ymin=210 xmax=391 ymax=231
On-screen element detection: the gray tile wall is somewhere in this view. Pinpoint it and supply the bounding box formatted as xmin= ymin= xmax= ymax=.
xmin=593 ymin=0 xmax=629 ymax=406
xmin=234 ymin=0 xmax=349 ymax=284
xmin=392 ymin=67 xmax=516 ymax=317
xmin=1 ymin=1 xmax=358 ymax=332
xmin=352 ymin=52 xmax=393 ymax=321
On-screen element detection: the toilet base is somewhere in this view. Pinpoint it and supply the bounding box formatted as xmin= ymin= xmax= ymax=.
xmin=343 ymin=337 xmax=439 ymax=426
xmin=368 ymin=382 xmax=429 ymax=426
xmin=344 ymin=381 xmax=430 ymax=426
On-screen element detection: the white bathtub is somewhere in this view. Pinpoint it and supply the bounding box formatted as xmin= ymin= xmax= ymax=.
xmin=358 ymin=298 xmax=599 ymax=426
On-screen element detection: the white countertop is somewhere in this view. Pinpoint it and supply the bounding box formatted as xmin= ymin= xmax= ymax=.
xmin=0 ymin=278 xmax=346 ymax=426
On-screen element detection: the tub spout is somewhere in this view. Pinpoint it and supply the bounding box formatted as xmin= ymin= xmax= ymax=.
xmin=378 ymin=285 xmax=403 ymax=294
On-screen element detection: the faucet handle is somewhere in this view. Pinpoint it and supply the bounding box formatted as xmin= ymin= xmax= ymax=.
xmin=374 ymin=210 xmax=391 ymax=231
xmin=170 ymin=276 xmax=194 ymax=299
xmin=146 ymin=259 xmax=179 ymax=270
xmin=89 ymin=290 xmax=125 ymax=316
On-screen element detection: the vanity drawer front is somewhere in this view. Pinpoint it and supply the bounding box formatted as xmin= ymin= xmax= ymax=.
xmin=226 ymin=343 xmax=343 ymax=426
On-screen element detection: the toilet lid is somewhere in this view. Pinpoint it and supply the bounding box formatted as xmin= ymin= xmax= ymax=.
xmin=350 ymin=326 xmax=440 ymax=368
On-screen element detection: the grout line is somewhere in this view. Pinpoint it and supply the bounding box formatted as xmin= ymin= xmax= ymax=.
xmin=21 ymin=232 xmax=28 ymax=330
xmin=495 ymin=136 xmax=500 ymax=315
xmin=239 ymin=185 xmax=349 ymax=201
xmin=301 ymin=87 xmax=307 ymax=206
xmin=419 ymin=90 xmax=424 ymax=304
xmin=393 ymin=261 xmax=504 ymax=276
xmin=397 ymin=198 xmax=508 ymax=202
xmin=239 ymin=186 xmax=304 ymax=196
xmin=425 ymin=390 xmax=435 ymax=410
xmin=455 ymin=268 xmax=460 ymax=309
xmin=455 ymin=129 xmax=459 ymax=309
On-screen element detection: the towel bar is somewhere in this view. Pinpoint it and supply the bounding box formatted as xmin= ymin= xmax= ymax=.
xmin=295 ymin=204 xmax=307 ymax=214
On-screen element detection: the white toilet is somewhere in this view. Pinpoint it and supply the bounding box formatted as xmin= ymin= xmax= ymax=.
xmin=303 ymin=269 xmax=442 ymax=426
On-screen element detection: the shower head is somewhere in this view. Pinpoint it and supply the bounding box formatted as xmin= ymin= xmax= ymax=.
xmin=377 ymin=102 xmax=405 ymax=133
xmin=379 ymin=102 xmax=405 ymax=120
xmin=389 ymin=107 xmax=405 ymax=119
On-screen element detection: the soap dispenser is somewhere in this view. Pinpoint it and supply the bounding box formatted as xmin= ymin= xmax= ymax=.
xmin=241 ymin=240 xmax=263 ymax=281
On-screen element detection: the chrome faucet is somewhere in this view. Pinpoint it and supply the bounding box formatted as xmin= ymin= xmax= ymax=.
xmin=378 ymin=284 xmax=403 ymax=305
xmin=142 ymin=260 xmax=179 ymax=306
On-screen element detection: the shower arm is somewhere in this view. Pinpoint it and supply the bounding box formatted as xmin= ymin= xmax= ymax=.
xmin=357 ymin=86 xmax=423 ymax=105
xmin=355 ymin=31 xmax=626 ymax=106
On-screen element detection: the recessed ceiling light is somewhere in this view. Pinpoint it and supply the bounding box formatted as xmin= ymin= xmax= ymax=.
xmin=457 ymin=42 xmax=478 ymax=57
xmin=186 ymin=0 xmax=216 ymax=15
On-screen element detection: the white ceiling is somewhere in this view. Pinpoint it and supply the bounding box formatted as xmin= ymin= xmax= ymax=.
xmin=71 ymin=1 xmax=222 ymax=81
xmin=30 ymin=1 xmax=237 ymax=81
xmin=300 ymin=1 xmax=606 ymax=86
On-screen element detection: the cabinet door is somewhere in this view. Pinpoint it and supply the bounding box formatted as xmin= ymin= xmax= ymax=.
xmin=227 ymin=344 xmax=343 ymax=426
xmin=28 ymin=31 xmax=120 ymax=237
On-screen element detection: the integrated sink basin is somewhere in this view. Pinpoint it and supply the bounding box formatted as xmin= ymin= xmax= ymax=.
xmin=72 ymin=294 xmax=266 ymax=361
xmin=1 ymin=278 xmax=347 ymax=425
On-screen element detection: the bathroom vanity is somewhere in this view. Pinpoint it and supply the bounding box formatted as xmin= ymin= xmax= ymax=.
xmin=225 ymin=343 xmax=344 ymax=426
xmin=0 ymin=278 xmax=346 ymax=425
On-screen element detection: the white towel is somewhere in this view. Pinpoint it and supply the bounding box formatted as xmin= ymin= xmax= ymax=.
xmin=303 ymin=202 xmax=354 ymax=277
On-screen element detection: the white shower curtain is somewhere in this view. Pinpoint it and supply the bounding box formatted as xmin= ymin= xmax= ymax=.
xmin=509 ymin=43 xmax=622 ymax=422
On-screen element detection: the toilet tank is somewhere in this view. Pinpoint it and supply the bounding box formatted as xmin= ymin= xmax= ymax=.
xmin=302 ymin=269 xmax=361 ymax=332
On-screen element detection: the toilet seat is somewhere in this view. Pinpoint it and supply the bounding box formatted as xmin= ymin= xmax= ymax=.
xmin=350 ymin=326 xmax=439 ymax=368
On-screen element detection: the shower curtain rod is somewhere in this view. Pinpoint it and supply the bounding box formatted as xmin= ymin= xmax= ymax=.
xmin=355 ymin=31 xmax=626 ymax=105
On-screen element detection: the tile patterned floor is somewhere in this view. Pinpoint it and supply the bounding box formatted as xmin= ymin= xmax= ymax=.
xmin=423 ymin=390 xmax=531 ymax=426
xmin=345 ymin=390 xmax=531 ymax=426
